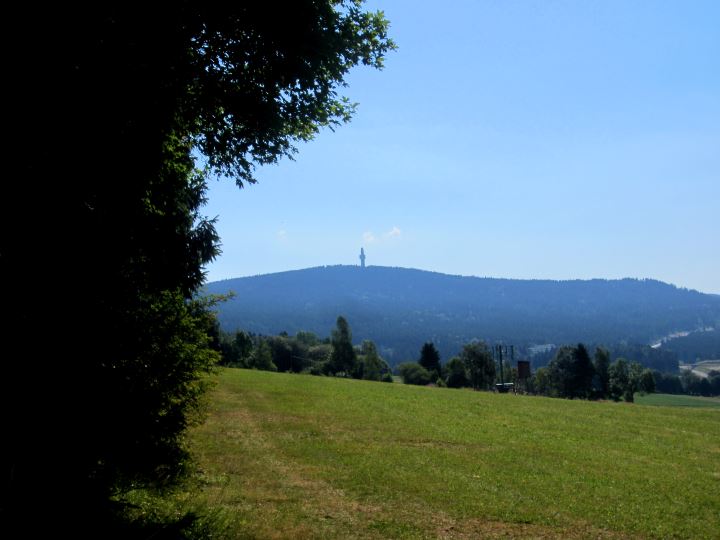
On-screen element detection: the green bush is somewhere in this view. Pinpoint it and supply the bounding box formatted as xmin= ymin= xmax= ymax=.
xmin=398 ymin=362 xmax=433 ymax=385
xmin=445 ymin=357 xmax=470 ymax=388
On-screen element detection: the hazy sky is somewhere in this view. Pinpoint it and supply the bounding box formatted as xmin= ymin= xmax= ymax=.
xmin=203 ymin=0 xmax=719 ymax=294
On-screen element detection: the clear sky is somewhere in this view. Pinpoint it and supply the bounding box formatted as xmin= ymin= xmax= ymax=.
xmin=203 ymin=0 xmax=720 ymax=294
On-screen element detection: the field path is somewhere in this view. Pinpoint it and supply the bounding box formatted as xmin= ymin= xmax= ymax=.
xmin=193 ymin=384 xmax=389 ymax=538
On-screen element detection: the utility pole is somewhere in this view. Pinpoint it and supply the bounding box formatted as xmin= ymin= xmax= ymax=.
xmin=497 ymin=345 xmax=504 ymax=385
xmin=494 ymin=344 xmax=516 ymax=393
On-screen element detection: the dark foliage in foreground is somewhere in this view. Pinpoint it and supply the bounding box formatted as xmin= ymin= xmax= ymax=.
xmin=3 ymin=2 xmax=393 ymax=535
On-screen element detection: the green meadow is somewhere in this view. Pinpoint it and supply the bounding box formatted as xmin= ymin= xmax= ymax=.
xmin=635 ymin=392 xmax=720 ymax=409
xmin=135 ymin=369 xmax=720 ymax=538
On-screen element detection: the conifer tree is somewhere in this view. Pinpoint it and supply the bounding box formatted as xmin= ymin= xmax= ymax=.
xmin=419 ymin=342 xmax=442 ymax=377
xmin=330 ymin=316 xmax=358 ymax=376
xmin=593 ymin=346 xmax=611 ymax=398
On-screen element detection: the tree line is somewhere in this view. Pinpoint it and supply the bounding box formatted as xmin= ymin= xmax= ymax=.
xmin=530 ymin=342 xmax=679 ymax=374
xmin=653 ymin=369 xmax=720 ymax=397
xmin=219 ymin=316 xmax=393 ymax=382
xmin=532 ymin=345 xmax=720 ymax=398
xmin=530 ymin=345 xmax=655 ymax=402
xmin=220 ymin=317 xmax=665 ymax=402
xmin=394 ymin=342 xmax=652 ymax=402
xmin=220 ymin=316 xmax=720 ymax=403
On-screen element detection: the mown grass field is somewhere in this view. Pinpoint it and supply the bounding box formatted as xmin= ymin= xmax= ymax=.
xmin=148 ymin=369 xmax=720 ymax=538
xmin=635 ymin=392 xmax=720 ymax=409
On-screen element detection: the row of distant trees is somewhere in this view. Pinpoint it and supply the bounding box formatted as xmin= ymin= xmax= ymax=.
xmin=530 ymin=345 xmax=653 ymax=402
xmin=654 ymin=369 xmax=720 ymax=397
xmin=397 ymin=342 xmax=496 ymax=390
xmin=397 ymin=342 xmax=720 ymax=399
xmin=530 ymin=342 xmax=679 ymax=374
xmin=396 ymin=342 xmax=654 ymax=402
xmin=219 ymin=316 xmax=393 ymax=382
xmin=219 ymin=316 xmax=720 ymax=400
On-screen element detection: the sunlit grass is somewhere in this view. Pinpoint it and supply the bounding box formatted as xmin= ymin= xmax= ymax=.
xmin=173 ymin=369 xmax=720 ymax=538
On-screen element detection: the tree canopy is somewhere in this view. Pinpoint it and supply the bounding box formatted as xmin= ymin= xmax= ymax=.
xmin=593 ymin=347 xmax=611 ymax=398
xmin=398 ymin=362 xmax=433 ymax=386
xmin=460 ymin=342 xmax=496 ymax=391
xmin=445 ymin=357 xmax=470 ymax=388
xmin=419 ymin=342 xmax=442 ymax=376
xmin=329 ymin=316 xmax=359 ymax=376
xmin=356 ymin=340 xmax=391 ymax=381
xmin=5 ymin=2 xmax=394 ymax=534
xmin=546 ymin=344 xmax=595 ymax=399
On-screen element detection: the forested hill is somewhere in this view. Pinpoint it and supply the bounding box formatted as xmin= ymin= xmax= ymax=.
xmin=204 ymin=266 xmax=720 ymax=364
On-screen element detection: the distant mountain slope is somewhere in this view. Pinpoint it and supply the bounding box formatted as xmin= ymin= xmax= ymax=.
xmin=204 ymin=266 xmax=720 ymax=364
xmin=665 ymin=329 xmax=720 ymax=362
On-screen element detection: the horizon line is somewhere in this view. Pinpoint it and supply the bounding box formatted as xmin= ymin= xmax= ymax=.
xmin=204 ymin=264 xmax=716 ymax=295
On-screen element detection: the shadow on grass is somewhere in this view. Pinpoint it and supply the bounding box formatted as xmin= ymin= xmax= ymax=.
xmin=105 ymin=510 xmax=214 ymax=540
xmin=103 ymin=495 xmax=228 ymax=540
xmin=3 ymin=499 xmax=222 ymax=540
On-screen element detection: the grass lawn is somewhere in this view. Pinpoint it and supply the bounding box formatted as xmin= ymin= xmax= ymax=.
xmin=143 ymin=369 xmax=720 ymax=538
xmin=635 ymin=392 xmax=720 ymax=409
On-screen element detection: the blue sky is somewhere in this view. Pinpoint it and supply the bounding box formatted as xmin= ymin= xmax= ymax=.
xmin=203 ymin=0 xmax=719 ymax=294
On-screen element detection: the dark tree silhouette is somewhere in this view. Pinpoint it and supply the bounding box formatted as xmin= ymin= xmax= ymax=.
xmin=329 ymin=316 xmax=358 ymax=376
xmin=547 ymin=344 xmax=595 ymax=399
xmin=445 ymin=357 xmax=470 ymax=388
xmin=419 ymin=342 xmax=442 ymax=377
xmin=461 ymin=342 xmax=496 ymax=391
xmin=593 ymin=347 xmax=611 ymax=398
xmin=608 ymin=358 xmax=630 ymax=401
xmin=4 ymin=2 xmax=393 ymax=534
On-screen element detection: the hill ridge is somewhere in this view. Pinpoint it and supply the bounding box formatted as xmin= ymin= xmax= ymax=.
xmin=204 ymin=265 xmax=720 ymax=364
xmin=210 ymin=264 xmax=692 ymax=290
